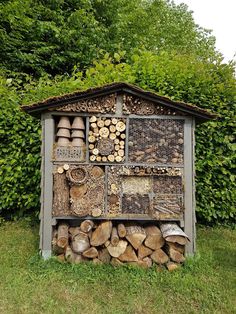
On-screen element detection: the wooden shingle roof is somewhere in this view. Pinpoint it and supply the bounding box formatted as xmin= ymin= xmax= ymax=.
xmin=22 ymin=82 xmax=217 ymax=121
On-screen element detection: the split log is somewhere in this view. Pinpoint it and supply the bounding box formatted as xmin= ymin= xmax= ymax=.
xmin=52 ymin=230 xmax=64 ymax=255
xmin=168 ymin=247 xmax=185 ymax=263
xmin=142 ymin=257 xmax=152 ymax=268
xmin=117 ymin=224 xmax=126 ymax=238
xmin=74 ymin=254 xmax=88 ymax=264
xmin=93 ymin=258 xmax=103 ymax=265
xmin=57 ymin=223 xmax=69 ymax=248
xmin=111 ymin=258 xmax=124 ymax=266
xmin=107 ymin=240 xmax=128 ymax=257
xmin=166 ymin=241 xmax=185 ymax=254
xmin=52 ymin=172 xmax=70 ymax=216
xmin=72 ymin=231 xmax=90 ymax=253
xmin=80 ymin=220 xmax=94 ymax=233
xmin=104 ymin=240 xmax=110 ymax=248
xmin=144 ymin=225 xmax=165 ymax=250
xmin=151 ymin=249 xmax=169 ymax=264
xmin=98 ymin=248 xmax=111 ymax=263
xmin=138 ymin=244 xmax=153 ymax=260
xmin=118 ymin=245 xmax=138 ymax=262
xmin=56 ymin=254 xmax=65 ymax=262
xmin=82 ymin=247 xmax=98 ymax=259
xmin=65 ymin=247 xmax=75 ymax=263
xmin=126 ymin=225 xmax=146 ymax=250
xmin=68 ymin=226 xmax=81 ymax=239
xmin=111 ymin=227 xmax=119 ymax=246
xmin=166 ymin=262 xmax=180 ymax=271
xmin=90 ymin=221 xmax=112 ymax=246
xmin=165 ymin=235 xmax=188 ymax=246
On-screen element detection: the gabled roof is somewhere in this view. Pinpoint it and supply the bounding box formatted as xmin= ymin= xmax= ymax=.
xmin=21 ymin=82 xmax=217 ymax=121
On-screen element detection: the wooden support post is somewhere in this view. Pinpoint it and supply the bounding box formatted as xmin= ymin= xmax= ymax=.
xmin=184 ymin=117 xmax=195 ymax=255
xmin=41 ymin=112 xmax=54 ymax=259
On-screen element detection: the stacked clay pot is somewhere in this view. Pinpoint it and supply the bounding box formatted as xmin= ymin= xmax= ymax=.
xmin=71 ymin=117 xmax=85 ymax=147
xmin=57 ymin=117 xmax=71 ymax=146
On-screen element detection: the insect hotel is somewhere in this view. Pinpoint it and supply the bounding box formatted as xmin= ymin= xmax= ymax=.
xmin=22 ymin=82 xmax=215 ymax=269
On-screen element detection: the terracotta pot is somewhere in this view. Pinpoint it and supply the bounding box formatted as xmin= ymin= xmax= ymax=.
xmin=71 ymin=130 xmax=85 ymax=138
xmin=72 ymin=138 xmax=85 ymax=146
xmin=57 ymin=137 xmax=70 ymax=146
xmin=72 ymin=117 xmax=85 ymax=130
xmin=58 ymin=116 xmax=71 ymax=129
xmin=57 ymin=128 xmax=70 ymax=138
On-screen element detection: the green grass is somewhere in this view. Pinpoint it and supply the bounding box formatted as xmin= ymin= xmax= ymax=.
xmin=0 ymin=221 xmax=235 ymax=314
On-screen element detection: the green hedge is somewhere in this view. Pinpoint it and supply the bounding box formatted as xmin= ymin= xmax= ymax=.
xmin=0 ymin=52 xmax=235 ymax=224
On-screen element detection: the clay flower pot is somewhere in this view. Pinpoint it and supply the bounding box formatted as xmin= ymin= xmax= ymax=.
xmin=58 ymin=116 xmax=71 ymax=129
xmin=72 ymin=138 xmax=85 ymax=146
xmin=71 ymin=130 xmax=85 ymax=138
xmin=57 ymin=128 xmax=70 ymax=138
xmin=72 ymin=117 xmax=85 ymax=130
xmin=57 ymin=137 xmax=70 ymax=146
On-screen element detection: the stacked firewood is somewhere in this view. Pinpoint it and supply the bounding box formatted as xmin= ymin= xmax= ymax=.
xmin=88 ymin=116 xmax=126 ymax=162
xmin=53 ymin=221 xmax=188 ymax=271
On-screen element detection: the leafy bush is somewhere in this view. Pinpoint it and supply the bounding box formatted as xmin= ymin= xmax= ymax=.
xmin=0 ymin=51 xmax=235 ymax=224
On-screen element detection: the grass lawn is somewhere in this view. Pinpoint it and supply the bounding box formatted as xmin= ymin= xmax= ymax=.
xmin=0 ymin=221 xmax=235 ymax=314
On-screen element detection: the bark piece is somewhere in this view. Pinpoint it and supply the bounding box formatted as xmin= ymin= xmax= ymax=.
xmin=117 ymin=224 xmax=127 ymax=238
xmin=57 ymin=223 xmax=69 ymax=248
xmin=107 ymin=240 xmax=128 ymax=258
xmin=90 ymin=221 xmax=112 ymax=246
xmin=144 ymin=225 xmax=165 ymax=250
xmin=118 ymin=245 xmax=138 ymax=262
xmin=72 ymin=231 xmax=90 ymax=253
xmin=111 ymin=227 xmax=119 ymax=246
xmin=126 ymin=225 xmax=146 ymax=250
xmin=98 ymin=248 xmax=111 ymax=264
xmin=138 ymin=244 xmax=153 ymax=260
xmin=82 ymin=247 xmax=98 ymax=259
xmin=53 ymin=172 xmax=70 ymax=216
xmin=151 ymin=249 xmax=169 ymax=264
xmin=80 ymin=220 xmax=94 ymax=233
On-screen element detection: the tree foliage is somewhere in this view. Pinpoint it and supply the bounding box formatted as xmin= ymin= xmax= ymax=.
xmin=0 ymin=0 xmax=218 ymax=77
xmin=0 ymin=51 xmax=235 ymax=224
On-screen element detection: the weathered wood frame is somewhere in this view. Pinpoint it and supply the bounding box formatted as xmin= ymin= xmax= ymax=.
xmin=40 ymin=99 xmax=196 ymax=258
